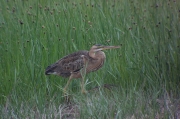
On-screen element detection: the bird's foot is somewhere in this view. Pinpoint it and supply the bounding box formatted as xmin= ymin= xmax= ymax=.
xmin=63 ymin=88 xmax=67 ymax=95
xmin=81 ymin=89 xmax=87 ymax=94
xmin=63 ymin=89 xmax=70 ymax=102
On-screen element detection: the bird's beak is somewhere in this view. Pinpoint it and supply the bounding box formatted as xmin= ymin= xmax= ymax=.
xmin=94 ymin=45 xmax=120 ymax=52
xmin=100 ymin=45 xmax=120 ymax=50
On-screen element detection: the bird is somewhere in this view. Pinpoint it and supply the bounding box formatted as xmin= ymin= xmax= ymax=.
xmin=45 ymin=44 xmax=120 ymax=95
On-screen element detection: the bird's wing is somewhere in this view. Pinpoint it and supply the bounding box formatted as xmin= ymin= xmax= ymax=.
xmin=59 ymin=54 xmax=84 ymax=72
xmin=45 ymin=51 xmax=88 ymax=78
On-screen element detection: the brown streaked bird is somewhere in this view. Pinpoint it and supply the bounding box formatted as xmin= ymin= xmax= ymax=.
xmin=45 ymin=44 xmax=120 ymax=94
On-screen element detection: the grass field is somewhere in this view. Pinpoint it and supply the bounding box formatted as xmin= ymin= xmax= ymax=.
xmin=0 ymin=0 xmax=180 ymax=118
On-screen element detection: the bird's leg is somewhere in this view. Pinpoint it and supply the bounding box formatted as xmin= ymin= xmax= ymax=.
xmin=80 ymin=56 xmax=88 ymax=94
xmin=80 ymin=74 xmax=87 ymax=94
xmin=63 ymin=75 xmax=73 ymax=96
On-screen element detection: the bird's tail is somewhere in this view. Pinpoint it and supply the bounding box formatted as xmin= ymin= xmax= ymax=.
xmin=45 ymin=63 xmax=58 ymax=75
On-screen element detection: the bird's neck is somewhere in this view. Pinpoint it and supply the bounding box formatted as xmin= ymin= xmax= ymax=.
xmin=89 ymin=51 xmax=106 ymax=59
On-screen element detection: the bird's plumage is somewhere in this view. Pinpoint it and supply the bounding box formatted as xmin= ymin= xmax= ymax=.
xmin=45 ymin=45 xmax=120 ymax=95
xmin=45 ymin=50 xmax=88 ymax=77
xmin=45 ymin=49 xmax=105 ymax=79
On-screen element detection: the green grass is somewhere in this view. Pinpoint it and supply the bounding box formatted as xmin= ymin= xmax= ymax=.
xmin=0 ymin=0 xmax=180 ymax=118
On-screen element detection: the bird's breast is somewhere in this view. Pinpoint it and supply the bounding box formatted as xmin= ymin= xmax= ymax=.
xmin=85 ymin=51 xmax=106 ymax=73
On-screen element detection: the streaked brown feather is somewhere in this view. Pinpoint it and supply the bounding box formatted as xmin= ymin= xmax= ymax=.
xmin=45 ymin=49 xmax=106 ymax=79
xmin=45 ymin=51 xmax=89 ymax=78
xmin=45 ymin=45 xmax=120 ymax=95
xmin=45 ymin=45 xmax=120 ymax=80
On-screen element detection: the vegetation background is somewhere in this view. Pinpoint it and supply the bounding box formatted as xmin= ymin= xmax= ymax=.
xmin=0 ymin=0 xmax=180 ymax=118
